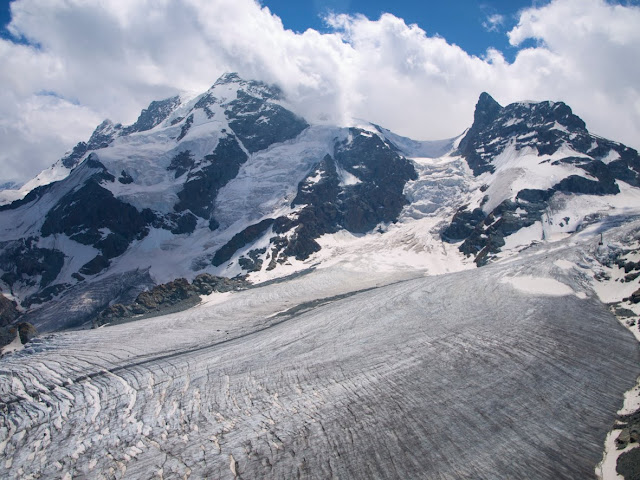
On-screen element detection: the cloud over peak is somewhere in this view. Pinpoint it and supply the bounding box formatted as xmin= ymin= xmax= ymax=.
xmin=1 ymin=0 xmax=639 ymax=183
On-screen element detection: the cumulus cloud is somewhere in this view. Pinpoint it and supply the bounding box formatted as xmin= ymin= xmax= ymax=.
xmin=0 ymin=0 xmax=639 ymax=183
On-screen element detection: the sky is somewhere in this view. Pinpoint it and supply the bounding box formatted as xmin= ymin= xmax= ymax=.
xmin=0 ymin=0 xmax=639 ymax=184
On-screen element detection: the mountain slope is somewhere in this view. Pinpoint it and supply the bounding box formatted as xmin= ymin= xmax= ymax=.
xmin=1 ymin=75 xmax=640 ymax=335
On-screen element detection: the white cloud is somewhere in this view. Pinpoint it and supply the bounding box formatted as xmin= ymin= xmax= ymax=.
xmin=0 ymin=0 xmax=639 ymax=183
xmin=482 ymin=14 xmax=505 ymax=33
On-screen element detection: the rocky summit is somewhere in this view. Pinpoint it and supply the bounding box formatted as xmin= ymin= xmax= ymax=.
xmin=1 ymin=73 xmax=640 ymax=480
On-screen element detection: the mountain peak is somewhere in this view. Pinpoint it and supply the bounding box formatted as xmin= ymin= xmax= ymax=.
xmin=474 ymin=92 xmax=503 ymax=129
xmin=214 ymin=72 xmax=243 ymax=85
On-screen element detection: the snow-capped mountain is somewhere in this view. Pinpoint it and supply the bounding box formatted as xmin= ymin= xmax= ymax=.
xmin=1 ymin=73 xmax=639 ymax=334
xmin=2 ymin=73 xmax=640 ymax=480
xmin=444 ymin=92 xmax=640 ymax=265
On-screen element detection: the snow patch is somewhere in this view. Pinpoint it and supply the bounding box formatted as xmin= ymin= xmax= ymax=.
xmin=601 ymin=150 xmax=621 ymax=165
xmin=501 ymin=276 xmax=575 ymax=296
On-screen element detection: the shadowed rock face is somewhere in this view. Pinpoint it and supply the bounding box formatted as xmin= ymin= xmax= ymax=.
xmin=174 ymin=135 xmax=248 ymax=221
xmin=0 ymin=294 xmax=19 ymax=327
xmin=0 ymin=244 xmax=637 ymax=479
xmin=259 ymin=129 xmax=418 ymax=263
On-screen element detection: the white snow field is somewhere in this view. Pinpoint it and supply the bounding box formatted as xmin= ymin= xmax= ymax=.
xmin=1 ymin=218 xmax=639 ymax=479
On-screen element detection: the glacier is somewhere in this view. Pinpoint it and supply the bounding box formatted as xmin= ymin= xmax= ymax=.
xmin=1 ymin=218 xmax=639 ymax=479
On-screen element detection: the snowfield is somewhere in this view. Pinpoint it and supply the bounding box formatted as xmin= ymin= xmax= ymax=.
xmin=1 ymin=218 xmax=638 ymax=479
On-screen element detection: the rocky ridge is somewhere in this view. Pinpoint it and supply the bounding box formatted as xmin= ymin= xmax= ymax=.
xmin=444 ymin=92 xmax=640 ymax=265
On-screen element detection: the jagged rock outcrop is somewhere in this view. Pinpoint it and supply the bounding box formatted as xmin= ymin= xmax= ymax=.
xmin=93 ymin=274 xmax=248 ymax=327
xmin=0 ymin=293 xmax=19 ymax=327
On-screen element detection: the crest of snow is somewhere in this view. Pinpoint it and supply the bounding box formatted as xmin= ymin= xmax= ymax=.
xmin=500 ymin=275 xmax=575 ymax=296
xmin=209 ymin=82 xmax=241 ymax=106
xmin=0 ymin=332 xmax=23 ymax=356
xmin=349 ymin=119 xmax=381 ymax=136
xmin=601 ymin=149 xmax=621 ymax=165
xmin=336 ymin=164 xmax=361 ymax=187
xmin=0 ymin=162 xmax=73 ymax=206
xmin=550 ymin=121 xmax=569 ymax=133
xmin=502 ymin=222 xmax=544 ymax=252
xmin=374 ymin=124 xmax=455 ymax=158
xmin=503 ymin=117 xmax=524 ymax=127
xmin=481 ymin=143 xmax=594 ymax=213
xmin=304 ymin=171 xmax=324 ymax=185
xmin=516 ymin=132 xmax=537 ymax=141
xmin=214 ymin=125 xmax=340 ymax=231
xmin=37 ymin=234 xmax=100 ymax=285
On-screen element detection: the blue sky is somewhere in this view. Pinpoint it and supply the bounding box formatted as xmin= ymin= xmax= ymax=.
xmin=260 ymin=0 xmax=543 ymax=61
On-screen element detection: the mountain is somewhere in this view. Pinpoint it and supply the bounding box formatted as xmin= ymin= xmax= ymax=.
xmin=445 ymin=92 xmax=640 ymax=265
xmin=2 ymin=73 xmax=640 ymax=479
xmin=0 ymin=73 xmax=448 ymax=331
xmin=2 ymin=74 xmax=639 ymax=333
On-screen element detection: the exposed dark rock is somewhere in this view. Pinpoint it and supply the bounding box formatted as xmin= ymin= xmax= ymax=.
xmin=79 ymin=255 xmax=111 ymax=276
xmin=212 ymin=219 xmax=275 ymax=267
xmin=261 ymin=131 xmax=418 ymax=267
xmin=624 ymin=287 xmax=640 ymax=304
xmin=0 ymin=293 xmax=19 ymax=327
xmin=194 ymin=93 xmax=217 ymax=119
xmin=458 ymin=93 xmax=640 ymax=186
xmin=225 ymin=89 xmax=308 ymax=153
xmin=173 ymin=212 xmax=198 ymax=235
xmin=457 ymin=93 xmax=502 ymax=175
xmin=0 ymin=237 xmax=65 ymax=288
xmin=176 ymin=114 xmax=194 ymax=141
xmin=334 ymin=130 xmax=418 ymax=233
xmin=16 ymin=322 xmax=37 ymax=344
xmin=191 ymin=273 xmax=248 ymax=295
xmin=20 ymin=269 xmax=155 ymax=332
xmin=60 ymin=141 xmax=90 ymax=170
xmin=22 ymin=284 xmax=68 ymax=308
xmin=0 ymin=182 xmax=55 ymax=212
xmin=617 ymin=447 xmax=640 ymax=480
xmin=0 ymin=322 xmax=37 ymax=351
xmin=444 ymin=92 xmax=640 ymax=265
xmin=96 ymin=233 xmax=131 ymax=258
xmin=121 ymin=96 xmax=180 ymax=135
xmin=441 ymin=206 xmax=486 ymax=241
xmin=93 ymin=273 xmax=248 ymax=326
xmin=118 ymin=170 xmax=134 ymax=184
xmin=208 ymin=218 xmax=220 ymax=232
xmin=175 ymin=135 xmax=248 ymax=219
xmin=238 ymin=248 xmax=267 ymax=272
xmin=556 ymin=175 xmax=616 ymax=195
xmin=61 ymin=120 xmax=122 ymax=169
xmin=41 ymin=158 xmax=150 ymax=257
xmin=615 ymin=407 xmax=640 ymax=479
